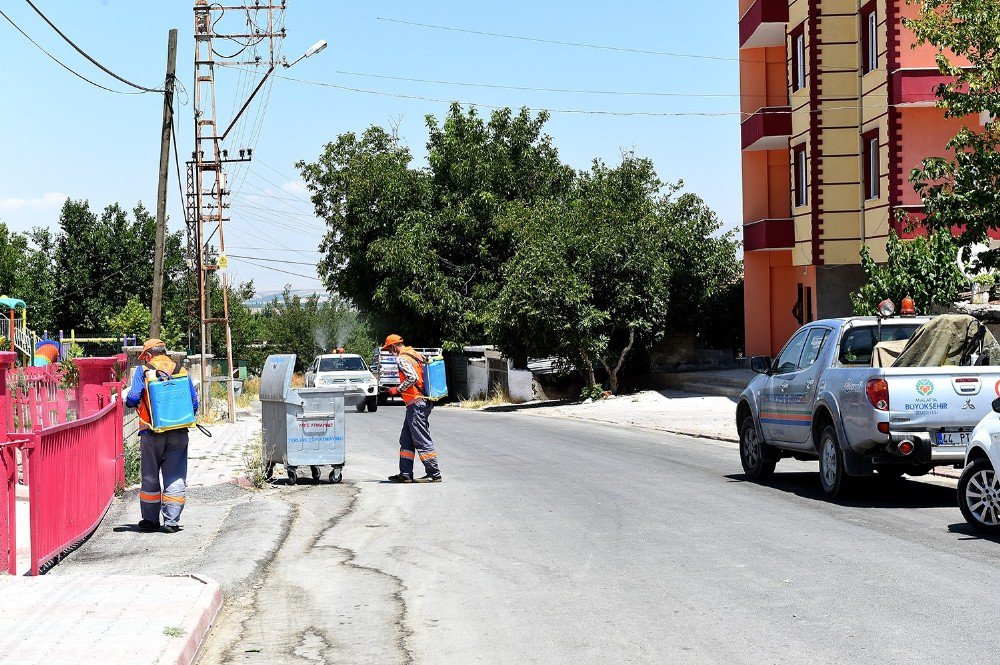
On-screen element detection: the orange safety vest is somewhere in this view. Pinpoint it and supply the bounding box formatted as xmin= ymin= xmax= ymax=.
xmin=137 ymin=355 xmax=181 ymax=431
xmin=397 ymin=347 xmax=426 ymax=405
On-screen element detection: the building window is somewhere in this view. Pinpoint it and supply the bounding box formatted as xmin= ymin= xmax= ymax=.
xmin=863 ymin=131 xmax=880 ymax=200
xmin=862 ymin=6 xmax=878 ymax=74
xmin=794 ymin=145 xmax=808 ymax=207
xmin=791 ymin=27 xmax=806 ymax=91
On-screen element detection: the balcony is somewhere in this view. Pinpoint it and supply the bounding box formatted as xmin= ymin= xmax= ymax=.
xmin=744 ymin=218 xmax=794 ymax=252
xmin=891 ymin=68 xmax=952 ymax=106
xmin=739 ymin=0 xmax=789 ymax=49
xmin=741 ymin=106 xmax=792 ymax=151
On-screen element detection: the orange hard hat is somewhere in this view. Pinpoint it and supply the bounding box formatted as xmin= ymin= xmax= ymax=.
xmin=381 ymin=334 xmax=404 ymax=350
xmin=140 ymin=338 xmax=165 ymax=359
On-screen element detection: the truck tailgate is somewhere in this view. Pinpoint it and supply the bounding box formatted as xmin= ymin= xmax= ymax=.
xmin=887 ymin=368 xmax=1000 ymax=431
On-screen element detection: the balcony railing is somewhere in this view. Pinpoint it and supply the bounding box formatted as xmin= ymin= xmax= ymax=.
xmin=739 ymin=0 xmax=789 ymax=49
xmin=741 ymin=106 xmax=792 ymax=151
xmin=744 ymin=218 xmax=794 ymax=252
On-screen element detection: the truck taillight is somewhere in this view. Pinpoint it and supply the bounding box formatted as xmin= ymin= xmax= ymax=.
xmin=866 ymin=379 xmax=889 ymax=411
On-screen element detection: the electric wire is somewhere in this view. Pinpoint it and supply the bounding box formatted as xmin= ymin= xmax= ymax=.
xmin=227 ymin=254 xmax=318 ymax=267
xmin=233 ymin=256 xmax=323 ymax=281
xmin=376 ymin=17 xmax=739 ymax=62
xmin=334 ymin=70 xmax=739 ymax=98
xmin=23 ymin=0 xmax=164 ymax=93
xmin=0 ymin=8 xmax=141 ymax=95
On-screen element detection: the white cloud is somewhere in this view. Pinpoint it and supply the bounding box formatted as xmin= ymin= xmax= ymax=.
xmin=0 ymin=192 xmax=67 ymax=212
xmin=281 ymin=181 xmax=309 ymax=196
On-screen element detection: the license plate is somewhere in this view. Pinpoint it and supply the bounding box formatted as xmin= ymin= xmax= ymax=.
xmin=936 ymin=432 xmax=971 ymax=446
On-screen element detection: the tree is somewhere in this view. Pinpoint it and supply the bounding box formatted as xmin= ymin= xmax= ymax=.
xmin=904 ymin=0 xmax=1000 ymax=260
xmin=493 ymin=156 xmax=678 ymax=393
xmin=256 ymin=288 xmax=359 ymax=371
xmin=298 ymin=104 xmax=573 ymax=347
xmin=851 ymin=230 xmax=964 ymax=315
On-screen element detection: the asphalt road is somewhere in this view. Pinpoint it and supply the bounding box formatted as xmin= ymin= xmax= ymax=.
xmin=61 ymin=403 xmax=1000 ymax=663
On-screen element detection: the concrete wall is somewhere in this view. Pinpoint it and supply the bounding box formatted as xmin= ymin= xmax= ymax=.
xmin=509 ymin=369 xmax=534 ymax=403
xmin=467 ymin=361 xmax=488 ymax=398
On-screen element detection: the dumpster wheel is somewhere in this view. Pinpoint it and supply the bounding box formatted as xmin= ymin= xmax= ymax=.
xmin=311 ymin=466 xmax=322 ymax=483
xmin=287 ymin=466 xmax=297 ymax=485
xmin=330 ymin=466 xmax=343 ymax=484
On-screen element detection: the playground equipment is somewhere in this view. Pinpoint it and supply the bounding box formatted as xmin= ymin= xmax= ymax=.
xmin=33 ymin=339 xmax=61 ymax=367
xmin=0 ymin=296 xmax=37 ymax=361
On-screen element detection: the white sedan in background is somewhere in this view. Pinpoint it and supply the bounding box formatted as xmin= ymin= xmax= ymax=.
xmin=304 ymin=353 xmax=380 ymax=412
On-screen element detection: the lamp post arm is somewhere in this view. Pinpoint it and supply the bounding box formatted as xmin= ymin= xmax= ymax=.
xmin=220 ymin=64 xmax=275 ymax=142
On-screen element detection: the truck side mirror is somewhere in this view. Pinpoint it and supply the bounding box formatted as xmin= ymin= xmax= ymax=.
xmin=750 ymin=356 xmax=772 ymax=375
xmin=993 ymin=397 xmax=1000 ymax=414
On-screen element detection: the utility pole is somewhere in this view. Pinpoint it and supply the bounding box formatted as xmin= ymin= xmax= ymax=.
xmin=189 ymin=0 xmax=286 ymax=421
xmin=151 ymin=28 xmax=178 ymax=339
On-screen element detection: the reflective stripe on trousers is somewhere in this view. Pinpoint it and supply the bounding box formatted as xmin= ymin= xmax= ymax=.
xmin=140 ymin=429 xmax=189 ymax=526
xmin=399 ymin=400 xmax=439 ymax=476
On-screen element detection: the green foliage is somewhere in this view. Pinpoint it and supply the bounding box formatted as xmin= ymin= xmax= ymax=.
xmin=903 ymin=1 xmax=1000 ymax=261
xmin=580 ymin=384 xmax=605 ymax=401
xmin=852 ymin=231 xmax=965 ymax=315
xmin=298 ymin=104 xmax=573 ymax=347
xmin=299 ymin=105 xmax=743 ymax=390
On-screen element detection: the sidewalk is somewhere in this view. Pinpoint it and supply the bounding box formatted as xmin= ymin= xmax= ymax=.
xmin=531 ymin=390 xmax=739 ymax=442
xmin=0 ymin=575 xmax=222 ymax=665
xmin=2 ymin=409 xmax=262 ymax=665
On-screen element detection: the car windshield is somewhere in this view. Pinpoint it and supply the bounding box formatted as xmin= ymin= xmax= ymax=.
xmin=839 ymin=324 xmax=920 ymax=365
xmin=318 ymin=357 xmax=367 ymax=372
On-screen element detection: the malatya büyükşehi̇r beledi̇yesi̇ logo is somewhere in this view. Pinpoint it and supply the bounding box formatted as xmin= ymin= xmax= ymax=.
xmin=916 ymin=379 xmax=934 ymax=397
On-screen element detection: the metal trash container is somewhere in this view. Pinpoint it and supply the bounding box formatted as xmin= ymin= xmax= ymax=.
xmin=260 ymin=354 xmax=346 ymax=484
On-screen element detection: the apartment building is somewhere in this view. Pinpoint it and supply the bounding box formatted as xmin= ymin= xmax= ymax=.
xmin=739 ymin=0 xmax=973 ymax=356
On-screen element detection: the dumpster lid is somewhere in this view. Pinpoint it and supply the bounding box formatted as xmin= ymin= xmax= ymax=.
xmin=260 ymin=354 xmax=297 ymax=401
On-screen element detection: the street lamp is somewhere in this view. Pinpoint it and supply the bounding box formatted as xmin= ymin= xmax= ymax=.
xmin=282 ymin=40 xmax=328 ymax=68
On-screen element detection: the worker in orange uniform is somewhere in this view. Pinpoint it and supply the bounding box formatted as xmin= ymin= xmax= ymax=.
xmin=382 ymin=334 xmax=442 ymax=483
xmin=124 ymin=339 xmax=199 ymax=533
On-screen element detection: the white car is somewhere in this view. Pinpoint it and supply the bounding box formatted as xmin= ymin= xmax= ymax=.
xmin=304 ymin=353 xmax=379 ymax=412
xmin=959 ymin=398 xmax=1000 ymax=532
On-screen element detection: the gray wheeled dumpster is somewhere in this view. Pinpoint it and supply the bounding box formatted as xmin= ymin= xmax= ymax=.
xmin=260 ymin=354 xmax=346 ymax=484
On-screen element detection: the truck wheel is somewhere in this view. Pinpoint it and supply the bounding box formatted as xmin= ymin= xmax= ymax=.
xmin=958 ymin=458 xmax=1000 ymax=534
xmin=377 ymin=394 xmax=387 ymax=406
xmin=818 ymin=425 xmax=855 ymax=498
xmin=739 ymin=416 xmax=776 ymax=481
xmin=355 ymin=401 xmax=367 ymax=413
xmin=367 ymin=397 xmax=378 ymax=412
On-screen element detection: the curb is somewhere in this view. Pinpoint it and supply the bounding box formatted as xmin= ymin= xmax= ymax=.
xmin=159 ymin=575 xmax=224 ymax=665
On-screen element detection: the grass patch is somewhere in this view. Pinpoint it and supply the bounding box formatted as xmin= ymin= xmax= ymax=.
xmin=242 ymin=433 xmax=269 ymax=489
xmin=124 ymin=438 xmax=141 ymax=487
xmin=236 ymin=375 xmax=260 ymax=408
xmin=162 ymin=626 xmax=186 ymax=638
xmin=457 ymin=384 xmax=526 ymax=410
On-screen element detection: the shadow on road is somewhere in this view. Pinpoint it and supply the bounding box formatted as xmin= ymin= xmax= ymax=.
xmin=725 ymin=471 xmax=957 ymax=509
xmin=947 ymin=522 xmax=1000 ymax=544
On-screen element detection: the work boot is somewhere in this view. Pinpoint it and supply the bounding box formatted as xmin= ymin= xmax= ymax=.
xmin=160 ymin=524 xmax=180 ymax=534
xmin=137 ymin=520 xmax=160 ymax=532
xmin=415 ymin=474 xmax=442 ymax=483
xmin=387 ymin=473 xmax=413 ymax=483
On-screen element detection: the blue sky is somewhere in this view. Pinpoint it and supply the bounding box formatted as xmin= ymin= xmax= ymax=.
xmin=0 ymin=0 xmax=741 ymax=293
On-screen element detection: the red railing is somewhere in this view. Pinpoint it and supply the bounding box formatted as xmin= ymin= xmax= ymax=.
xmin=1 ymin=353 xmax=126 ymax=575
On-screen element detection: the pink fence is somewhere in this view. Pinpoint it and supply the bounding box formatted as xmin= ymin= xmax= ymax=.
xmin=0 ymin=441 xmax=16 ymax=575
xmin=1 ymin=353 xmax=126 ymax=575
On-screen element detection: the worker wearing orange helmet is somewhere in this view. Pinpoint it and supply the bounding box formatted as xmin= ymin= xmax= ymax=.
xmin=124 ymin=339 xmax=199 ymax=533
xmin=383 ymin=334 xmax=441 ymax=483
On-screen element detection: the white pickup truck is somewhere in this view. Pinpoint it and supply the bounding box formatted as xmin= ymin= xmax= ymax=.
xmin=737 ymin=314 xmax=1000 ymax=498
